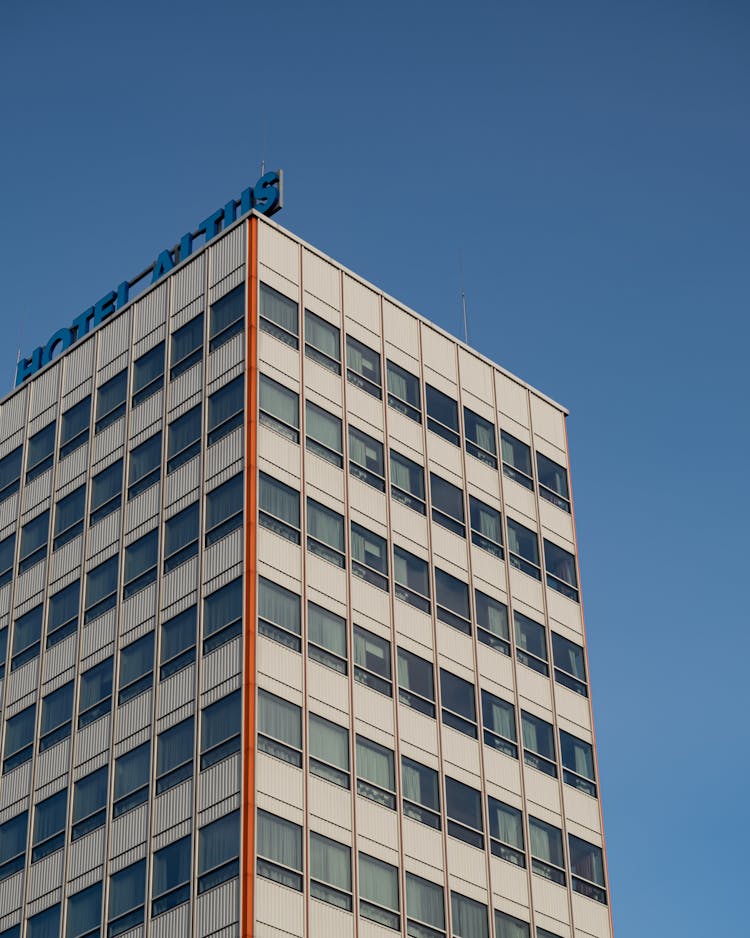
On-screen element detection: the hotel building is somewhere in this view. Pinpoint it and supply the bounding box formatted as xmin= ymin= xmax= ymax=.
xmin=0 ymin=206 xmax=613 ymax=938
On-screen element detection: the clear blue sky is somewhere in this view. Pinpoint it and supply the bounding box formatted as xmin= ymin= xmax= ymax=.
xmin=1 ymin=2 xmax=748 ymax=934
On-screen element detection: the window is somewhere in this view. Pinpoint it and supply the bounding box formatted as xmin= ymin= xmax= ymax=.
xmin=522 ymin=712 xmax=557 ymax=777
xmin=84 ymin=555 xmax=119 ymax=623
xmin=560 ymin=730 xmax=597 ymax=797
xmin=28 ymin=906 xmax=60 ymax=938
xmin=123 ymin=529 xmax=158 ymax=598
xmin=426 ymin=385 xmax=459 ymax=445
xmin=356 ymin=736 xmax=396 ymax=809
xmin=309 ymin=713 xmax=350 ymax=788
xmin=398 ymin=648 xmax=435 ymax=717
xmin=507 ymin=519 xmax=541 ymax=580
xmin=260 ymin=473 xmax=300 ymax=543
xmin=495 ymin=911 xmax=530 ymax=938
xmin=47 ymin=580 xmax=81 ymax=648
xmin=430 ymin=473 xmax=465 ymax=537
xmin=167 ymin=403 xmax=201 ymax=472
xmin=305 ymin=309 xmax=340 ymax=373
xmin=537 ymin=930 xmax=564 ymax=938
xmin=0 ymin=446 xmax=22 ymax=504
xmin=475 ymin=590 xmax=509 ymax=654
xmin=209 ymin=283 xmax=244 ymax=350
xmin=537 ymin=452 xmax=570 ymax=512
xmin=201 ymin=690 xmax=241 ymax=768
xmin=32 ymin=790 xmax=66 ymax=862
xmin=346 ymin=336 xmax=381 ymax=398
xmin=19 ymin=510 xmax=49 ymax=573
xmin=208 ymin=374 xmax=244 ymax=444
xmin=259 ymin=282 xmax=298 ymax=347
xmin=464 ymin=407 xmax=497 ymax=468
xmin=170 ymin=313 xmax=204 ymax=379
xmin=406 ymin=873 xmax=445 ymax=937
xmin=164 ymin=502 xmax=199 ymax=572
xmin=359 ymin=853 xmax=400 ymax=930
xmin=132 ymin=341 xmax=164 ymax=406
xmin=501 ymin=431 xmax=533 ymax=489
xmin=529 ymin=817 xmax=566 ymax=885
xmin=258 ymin=689 xmax=302 ymax=766
xmin=353 ymin=625 xmax=391 ymax=696
xmin=349 ymin=426 xmax=385 ymax=490
xmin=39 ymin=681 xmax=73 ymax=751
xmin=206 ymin=474 xmax=243 ymax=545
xmin=569 ymin=835 xmax=606 ymax=903
xmin=451 ymin=892 xmax=489 ymax=938
xmin=90 ymin=459 xmax=122 ymax=524
xmin=0 ymin=812 xmax=27 ymax=880
xmin=469 ymin=496 xmax=504 ymax=559
xmin=351 ymin=522 xmax=388 ymax=590
xmin=53 ymin=485 xmax=85 ymax=549
xmin=95 ymin=370 xmax=127 ymax=433
xmin=66 ymin=881 xmax=102 ymax=938
xmin=152 ymin=835 xmax=191 ymax=916
xmin=306 ymin=498 xmax=344 ymax=566
xmin=308 ymin=602 xmax=347 ymax=673
xmin=108 ymin=860 xmax=146 ymax=936
xmin=78 ymin=657 xmax=113 ymax=728
xmin=488 ymin=797 xmax=525 ymax=867
xmin=514 ymin=612 xmax=548 ymax=676
xmin=60 ymin=396 xmax=91 ymax=458
xmin=127 ymin=432 xmax=161 ymax=498
xmin=160 ymin=605 xmax=196 ymax=678
xmin=401 ymin=756 xmax=441 ymax=829
xmin=390 ymin=450 xmax=425 ymax=513
xmin=440 ymin=670 xmax=477 ymax=738
xmin=198 ymin=810 xmax=240 ymax=892
xmin=26 ymin=421 xmax=55 ymax=481
xmin=393 ymin=546 xmax=430 ymax=613
xmin=0 ymin=532 xmax=14 ymax=588
xmin=114 ymin=742 xmax=150 ymax=817
xmin=311 ymin=833 xmax=352 ymax=910
xmin=386 ymin=360 xmax=421 ymax=422
xmin=157 ymin=718 xmax=193 ymax=793
xmin=204 ymin=577 xmax=242 ymax=654
xmin=445 ymin=776 xmax=484 ymax=848
xmin=435 ymin=568 xmax=471 ymax=634
xmin=72 ymin=766 xmax=108 ymax=840
xmin=259 ymin=374 xmax=299 ymax=442
xmin=481 ymin=690 xmax=518 ymax=758
xmin=552 ymin=632 xmax=587 ymax=696
xmin=118 ymin=632 xmax=154 ymax=704
xmin=258 ymin=576 xmax=301 ymax=651
xmin=0 ymin=628 xmax=5 ymax=681
xmin=4 ymin=704 xmax=35 ymax=772
xmin=544 ymin=540 xmax=579 ymax=602
xmin=305 ymin=402 xmax=342 ymax=466
xmin=11 ymin=604 xmax=42 ymax=671
xmin=257 ymin=809 xmax=302 ymax=890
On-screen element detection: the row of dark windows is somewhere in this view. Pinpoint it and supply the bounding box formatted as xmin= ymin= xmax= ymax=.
xmin=0 ymin=375 xmax=244 ymax=594
xmin=0 ymin=808 xmax=238 ymax=936
xmin=0 ymin=578 xmax=243 ymax=775
xmin=258 ymin=281 xmax=572 ymax=514
xmin=260 ymin=373 xmax=578 ymax=603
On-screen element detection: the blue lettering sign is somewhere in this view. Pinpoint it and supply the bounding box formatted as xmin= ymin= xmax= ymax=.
xmin=15 ymin=169 xmax=283 ymax=386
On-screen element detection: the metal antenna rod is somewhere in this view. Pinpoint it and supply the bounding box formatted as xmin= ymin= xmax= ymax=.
xmin=459 ymin=254 xmax=469 ymax=344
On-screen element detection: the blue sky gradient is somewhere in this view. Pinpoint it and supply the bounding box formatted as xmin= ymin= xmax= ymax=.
xmin=1 ymin=2 xmax=748 ymax=934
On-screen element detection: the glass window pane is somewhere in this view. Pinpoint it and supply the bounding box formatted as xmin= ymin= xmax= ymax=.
xmin=451 ymin=891 xmax=488 ymax=938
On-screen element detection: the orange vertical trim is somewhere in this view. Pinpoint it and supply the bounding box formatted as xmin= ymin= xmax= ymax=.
xmin=242 ymin=215 xmax=259 ymax=938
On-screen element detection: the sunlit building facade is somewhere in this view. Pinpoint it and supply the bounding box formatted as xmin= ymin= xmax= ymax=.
xmin=0 ymin=209 xmax=613 ymax=938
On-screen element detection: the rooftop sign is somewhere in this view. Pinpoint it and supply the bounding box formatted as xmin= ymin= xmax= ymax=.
xmin=15 ymin=170 xmax=283 ymax=386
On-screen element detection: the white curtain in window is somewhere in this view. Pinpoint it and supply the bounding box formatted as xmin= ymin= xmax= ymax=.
xmin=529 ymin=819 xmax=563 ymax=867
xmin=259 ymin=691 xmax=301 ymax=748
xmin=495 ymin=910 xmax=530 ymax=938
xmin=472 ymin=502 xmax=501 ymax=541
xmin=467 ymin=413 xmax=496 ymax=454
xmin=306 ymin=313 xmax=339 ymax=359
xmin=257 ymin=811 xmax=301 ymax=869
xmin=311 ymin=833 xmax=350 ymax=890
xmin=258 ymin=579 xmax=300 ymax=633
xmin=451 ymin=892 xmax=488 ymax=938
xmin=261 ymin=285 xmax=298 ymax=332
xmin=260 ymin=477 xmax=299 ymax=526
xmin=359 ymin=854 xmax=398 ymax=910
xmin=406 ymin=874 xmax=444 ymax=929
xmin=488 ymin=799 xmax=523 ymax=850
xmin=308 ymin=604 xmax=346 ymax=656
xmin=307 ymin=404 xmax=341 ymax=450
xmin=310 ymin=716 xmax=349 ymax=770
xmin=349 ymin=429 xmax=382 ymax=471
xmin=357 ymin=738 xmax=393 ymax=790
xmin=260 ymin=376 xmax=298 ymax=427
xmin=307 ymin=502 xmax=343 ymax=549
xmin=199 ymin=810 xmax=240 ymax=873
xmin=477 ymin=593 xmax=508 ymax=639
xmin=390 ymin=454 xmax=422 ymax=496
xmin=483 ymin=694 xmax=515 ymax=741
